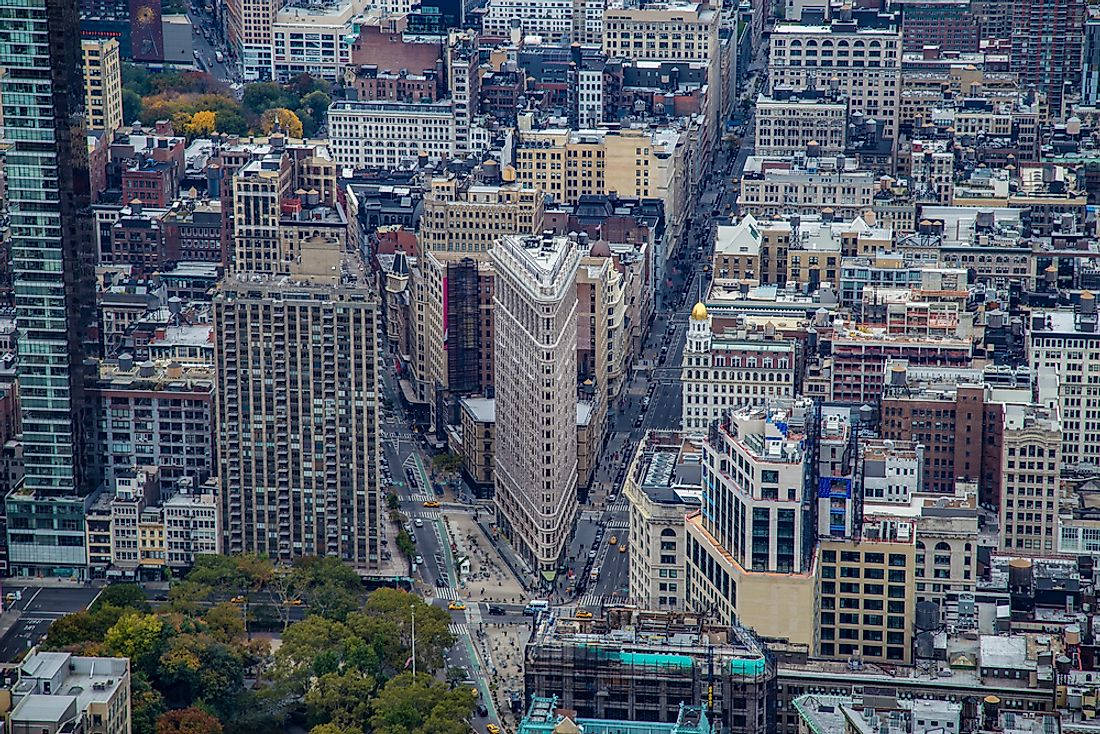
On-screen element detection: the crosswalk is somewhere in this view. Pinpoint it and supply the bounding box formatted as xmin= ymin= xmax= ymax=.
xmin=607 ymin=517 xmax=628 ymax=530
xmin=430 ymin=587 xmax=464 ymax=601
xmin=576 ymin=593 xmax=629 ymax=608
xmin=448 ymin=623 xmax=469 ymax=636
xmin=609 ymin=498 xmax=630 ymax=514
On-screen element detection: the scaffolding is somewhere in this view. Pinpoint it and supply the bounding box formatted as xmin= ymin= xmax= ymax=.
xmin=525 ymin=609 xmax=776 ymax=734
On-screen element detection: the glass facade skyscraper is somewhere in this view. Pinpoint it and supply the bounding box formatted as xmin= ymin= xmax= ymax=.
xmin=1 ymin=0 xmax=100 ymax=577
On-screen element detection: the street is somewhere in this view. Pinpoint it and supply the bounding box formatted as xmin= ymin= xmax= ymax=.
xmin=187 ymin=9 xmax=236 ymax=82
xmin=0 ymin=586 xmax=103 ymax=662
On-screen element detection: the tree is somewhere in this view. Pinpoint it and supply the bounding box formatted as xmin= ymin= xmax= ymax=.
xmin=187 ymin=555 xmax=246 ymax=589
xmin=43 ymin=604 xmax=126 ymax=649
xmin=308 ymin=582 xmax=359 ymax=622
xmin=305 ymin=670 xmax=375 ymax=730
xmin=187 ymin=110 xmax=217 ymax=137
xmin=359 ymin=589 xmax=453 ymax=675
xmin=202 ymin=603 xmax=245 ymax=642
xmin=431 ymin=452 xmax=463 ymax=476
xmin=213 ymin=109 xmax=248 ymax=135
xmin=396 ymin=530 xmax=416 ymax=559
xmin=241 ymin=82 xmax=296 ymax=116
xmin=94 ymin=584 xmax=151 ymax=613
xmin=300 ymin=90 xmax=331 ymax=122
xmin=122 ymin=89 xmax=143 ymax=124
xmin=122 ymin=62 xmax=153 ymax=95
xmin=309 ymin=724 xmax=358 ymax=734
xmin=273 ymin=615 xmax=354 ymax=683
xmin=104 ymin=612 xmax=165 ymax=675
xmin=260 ymin=108 xmax=303 ymax=138
xmin=292 ymin=556 xmax=362 ymax=594
xmin=166 ymin=580 xmax=213 ymax=615
xmin=369 ymin=674 xmax=475 ymax=734
xmin=132 ymin=676 xmax=167 ymax=734
xmin=155 ymin=707 xmax=223 ymax=734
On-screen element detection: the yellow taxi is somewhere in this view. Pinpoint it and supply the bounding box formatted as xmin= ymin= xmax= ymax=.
xmin=609 ymin=535 xmax=618 ymax=546
xmin=619 ymin=544 xmax=627 ymax=553
xmin=448 ymin=601 xmax=467 ymax=611
xmin=486 ymin=725 xmax=501 ymax=734
xmin=230 ymin=595 xmax=246 ymax=603
xmin=576 ymin=610 xmax=593 ymax=619
xmin=423 ymin=500 xmax=441 ymax=508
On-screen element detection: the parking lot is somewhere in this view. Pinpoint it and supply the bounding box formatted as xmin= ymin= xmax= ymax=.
xmin=0 ymin=585 xmax=102 ymax=662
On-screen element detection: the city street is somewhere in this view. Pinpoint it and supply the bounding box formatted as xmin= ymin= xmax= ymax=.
xmin=186 ymin=9 xmax=235 ymax=81
xmin=372 ymin=43 xmax=765 ymax=728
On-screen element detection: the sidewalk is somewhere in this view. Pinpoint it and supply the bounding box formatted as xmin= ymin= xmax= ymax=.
xmin=475 ymin=517 xmax=533 ymax=594
xmin=447 ymin=513 xmax=528 ymax=603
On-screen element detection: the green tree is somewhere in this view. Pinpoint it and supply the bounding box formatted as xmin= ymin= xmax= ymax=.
xmin=431 ymin=452 xmax=463 ymax=475
xmin=241 ymin=82 xmax=296 ymax=116
xmin=308 ymin=582 xmax=359 ymax=622
xmin=308 ymin=724 xmax=359 ymax=734
xmin=121 ymin=62 xmax=153 ymax=95
xmin=187 ymin=554 xmax=246 ymax=589
xmin=94 ymin=583 xmax=151 ymax=613
xmin=300 ymin=90 xmax=331 ymax=121
xmin=103 ymin=612 xmax=164 ymax=666
xmin=202 ymin=603 xmax=245 ymax=642
xmin=249 ymin=603 xmax=280 ymax=631
xmin=369 ymin=674 xmax=475 ymax=734
xmin=43 ymin=604 xmax=126 ymax=649
xmin=305 ymin=670 xmax=376 ymax=730
xmin=360 ymin=589 xmax=453 ymax=675
xmin=274 ymin=615 xmax=354 ymax=683
xmin=213 ymin=109 xmax=248 ymax=135
xmin=395 ymin=530 xmax=416 ymax=559
xmin=292 ymin=555 xmax=362 ymax=593
xmin=131 ymin=676 xmax=167 ymax=734
xmin=155 ymin=707 xmax=223 ymax=734
xmin=122 ymin=89 xmax=143 ymax=124
xmin=166 ymin=580 xmax=213 ymax=615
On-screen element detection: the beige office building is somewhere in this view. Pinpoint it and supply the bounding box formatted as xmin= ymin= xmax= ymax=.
xmin=419 ymin=173 xmax=544 ymax=259
xmin=491 ymin=233 xmax=580 ymax=574
xmin=226 ymin=0 xmax=280 ymax=79
xmin=624 ymin=431 xmax=702 ymax=610
xmin=999 ymin=403 xmax=1062 ymax=555
xmin=816 ymin=517 xmax=916 ymax=665
xmin=754 ymin=91 xmax=847 ymax=158
xmin=602 ymin=0 xmax=722 ymax=124
xmin=81 ymin=38 xmax=123 ymax=133
xmin=214 ymin=258 xmax=381 ymax=567
xmin=513 ymin=127 xmax=684 ymax=210
xmin=770 ymin=12 xmax=902 ymax=142
xmin=684 ymin=400 xmax=817 ymax=646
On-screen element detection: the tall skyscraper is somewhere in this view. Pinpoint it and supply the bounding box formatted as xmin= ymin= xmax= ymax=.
xmin=214 ymin=145 xmax=382 ymax=568
xmin=491 ymin=233 xmax=580 ymax=575
xmin=1010 ymin=0 xmax=1085 ymax=117
xmin=1 ymin=0 xmax=101 ymax=577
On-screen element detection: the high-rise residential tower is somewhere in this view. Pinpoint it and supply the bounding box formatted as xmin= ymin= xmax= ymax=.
xmin=214 ymin=145 xmax=382 ymax=568
xmin=1010 ymin=0 xmax=1085 ymax=117
xmin=491 ymin=233 xmax=580 ymax=575
xmin=1 ymin=0 xmax=101 ymax=578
